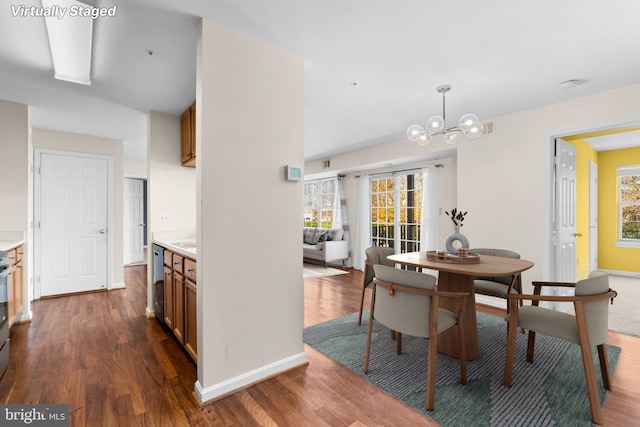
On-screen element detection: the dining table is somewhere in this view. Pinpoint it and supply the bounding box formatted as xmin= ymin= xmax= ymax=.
xmin=387 ymin=251 xmax=534 ymax=360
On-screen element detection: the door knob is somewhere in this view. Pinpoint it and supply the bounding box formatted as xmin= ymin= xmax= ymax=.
xmin=573 ymin=232 xmax=582 ymax=237
xmin=99 ymin=229 xmax=106 ymax=234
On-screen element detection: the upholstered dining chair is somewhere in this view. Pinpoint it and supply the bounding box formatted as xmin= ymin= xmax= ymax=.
xmin=364 ymin=265 xmax=468 ymax=411
xmin=358 ymin=246 xmax=396 ymax=325
xmin=502 ymin=271 xmax=617 ymax=425
xmin=469 ymin=248 xmax=522 ymax=310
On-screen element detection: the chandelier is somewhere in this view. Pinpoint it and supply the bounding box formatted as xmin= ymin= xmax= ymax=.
xmin=407 ymin=84 xmax=484 ymax=146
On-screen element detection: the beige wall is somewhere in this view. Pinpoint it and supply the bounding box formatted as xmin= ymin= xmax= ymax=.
xmin=196 ymin=19 xmax=305 ymax=402
xmin=124 ymin=161 xmax=147 ymax=178
xmin=32 ymin=128 xmax=125 ymax=287
xmin=0 ymin=99 xmax=30 ymax=321
xmin=147 ymin=111 xmax=195 ymax=235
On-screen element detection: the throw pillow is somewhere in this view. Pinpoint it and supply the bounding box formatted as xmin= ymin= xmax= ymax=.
xmin=318 ymin=232 xmax=328 ymax=243
xmin=312 ymin=229 xmax=325 ymax=244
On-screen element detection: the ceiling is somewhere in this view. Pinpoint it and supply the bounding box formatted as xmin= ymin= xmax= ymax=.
xmin=1 ymin=0 xmax=640 ymax=163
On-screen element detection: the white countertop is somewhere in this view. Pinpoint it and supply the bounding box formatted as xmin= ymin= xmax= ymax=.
xmin=152 ymin=231 xmax=196 ymax=259
xmin=0 ymin=239 xmax=24 ymax=252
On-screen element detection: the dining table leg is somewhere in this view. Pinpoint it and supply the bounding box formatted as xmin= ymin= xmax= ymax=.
xmin=436 ymin=271 xmax=478 ymax=360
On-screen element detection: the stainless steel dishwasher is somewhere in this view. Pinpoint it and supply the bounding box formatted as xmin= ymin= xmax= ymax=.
xmin=152 ymin=244 xmax=165 ymax=325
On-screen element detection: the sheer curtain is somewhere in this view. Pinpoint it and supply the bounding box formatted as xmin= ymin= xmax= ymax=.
xmin=420 ymin=165 xmax=439 ymax=251
xmin=335 ymin=175 xmax=352 ymax=267
xmin=352 ymin=175 xmax=371 ymax=271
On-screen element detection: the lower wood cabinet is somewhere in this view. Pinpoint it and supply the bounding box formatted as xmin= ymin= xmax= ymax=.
xmin=7 ymin=245 xmax=23 ymax=326
xmin=162 ymin=248 xmax=197 ymax=362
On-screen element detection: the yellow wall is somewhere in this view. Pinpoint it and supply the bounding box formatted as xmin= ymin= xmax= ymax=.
xmin=566 ymin=139 xmax=598 ymax=279
xmin=598 ymin=146 xmax=640 ymax=272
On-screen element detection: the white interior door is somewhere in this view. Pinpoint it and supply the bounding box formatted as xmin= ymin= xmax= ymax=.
xmin=589 ymin=161 xmax=598 ymax=272
xmin=123 ymin=178 xmax=144 ymax=265
xmin=38 ymin=152 xmax=109 ymax=296
xmin=554 ymin=138 xmax=577 ymax=311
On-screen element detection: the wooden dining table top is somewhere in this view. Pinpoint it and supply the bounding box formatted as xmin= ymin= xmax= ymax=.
xmin=387 ymin=252 xmax=534 ymax=277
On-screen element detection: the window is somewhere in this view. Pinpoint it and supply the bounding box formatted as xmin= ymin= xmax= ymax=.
xmin=618 ymin=166 xmax=640 ymax=245
xmin=304 ymin=178 xmax=337 ymax=228
xmin=370 ymin=171 xmax=424 ymax=252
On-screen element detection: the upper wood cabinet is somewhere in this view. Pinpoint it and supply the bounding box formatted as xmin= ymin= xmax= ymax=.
xmin=181 ymin=102 xmax=196 ymax=167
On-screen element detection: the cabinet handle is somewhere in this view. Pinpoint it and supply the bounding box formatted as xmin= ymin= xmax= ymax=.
xmin=187 ymin=269 xmax=195 ymax=272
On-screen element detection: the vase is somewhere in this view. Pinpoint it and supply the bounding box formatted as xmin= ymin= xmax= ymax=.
xmin=445 ymin=227 xmax=469 ymax=255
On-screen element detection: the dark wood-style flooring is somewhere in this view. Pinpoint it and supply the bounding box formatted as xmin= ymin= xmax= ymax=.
xmin=1 ymin=266 xmax=639 ymax=426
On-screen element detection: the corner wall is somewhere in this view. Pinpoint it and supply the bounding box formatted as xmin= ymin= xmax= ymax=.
xmin=196 ymin=19 xmax=306 ymax=402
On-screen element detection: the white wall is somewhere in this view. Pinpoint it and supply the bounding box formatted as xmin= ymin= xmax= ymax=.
xmin=32 ymin=128 xmax=125 ymax=287
xmin=0 ymin=99 xmax=29 ymax=321
xmin=124 ymin=161 xmax=147 ymax=178
xmin=196 ymin=19 xmax=305 ymax=402
xmin=147 ymin=111 xmax=196 ymax=235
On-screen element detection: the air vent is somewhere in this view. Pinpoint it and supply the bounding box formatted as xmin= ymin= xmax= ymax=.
xmin=481 ymin=120 xmax=495 ymax=137
xmin=322 ymin=159 xmax=331 ymax=169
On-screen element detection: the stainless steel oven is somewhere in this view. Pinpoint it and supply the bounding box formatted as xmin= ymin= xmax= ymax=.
xmin=0 ymin=251 xmax=11 ymax=379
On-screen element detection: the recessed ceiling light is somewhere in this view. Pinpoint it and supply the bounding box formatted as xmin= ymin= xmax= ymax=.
xmin=559 ymin=79 xmax=587 ymax=90
xmin=145 ymin=49 xmax=158 ymax=57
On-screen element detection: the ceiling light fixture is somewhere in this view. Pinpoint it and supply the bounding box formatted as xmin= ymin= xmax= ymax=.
xmin=407 ymin=84 xmax=484 ymax=146
xmin=42 ymin=0 xmax=93 ymax=85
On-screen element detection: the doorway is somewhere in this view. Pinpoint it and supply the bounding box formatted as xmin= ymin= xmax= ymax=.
xmin=550 ymin=125 xmax=640 ymax=286
xmin=123 ymin=178 xmax=146 ymax=265
xmin=34 ymin=149 xmax=112 ymax=298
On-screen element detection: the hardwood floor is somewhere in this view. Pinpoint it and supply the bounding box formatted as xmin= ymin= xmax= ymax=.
xmin=1 ymin=266 xmax=638 ymax=426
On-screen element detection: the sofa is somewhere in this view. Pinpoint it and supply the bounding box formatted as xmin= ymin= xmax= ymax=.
xmin=303 ymin=227 xmax=349 ymax=266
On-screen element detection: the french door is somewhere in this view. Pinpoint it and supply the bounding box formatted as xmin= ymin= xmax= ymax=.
xmin=370 ymin=171 xmax=424 ymax=253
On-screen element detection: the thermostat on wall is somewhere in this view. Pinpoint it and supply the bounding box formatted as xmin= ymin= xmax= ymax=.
xmin=285 ymin=165 xmax=301 ymax=181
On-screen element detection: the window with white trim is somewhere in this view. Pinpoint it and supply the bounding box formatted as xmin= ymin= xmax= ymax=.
xmin=370 ymin=171 xmax=424 ymax=252
xmin=304 ymin=178 xmax=337 ymax=228
xmin=618 ymin=166 xmax=640 ymax=245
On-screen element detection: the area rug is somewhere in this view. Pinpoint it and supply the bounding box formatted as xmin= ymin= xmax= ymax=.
xmin=303 ymin=263 xmax=348 ymax=279
xmin=303 ymin=311 xmax=620 ymax=426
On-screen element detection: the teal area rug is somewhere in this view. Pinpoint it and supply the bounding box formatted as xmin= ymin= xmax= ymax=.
xmin=303 ymin=311 xmax=620 ymax=426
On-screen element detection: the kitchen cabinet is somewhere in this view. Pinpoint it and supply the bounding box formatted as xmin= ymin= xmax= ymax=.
xmin=7 ymin=245 xmax=23 ymax=327
xmin=181 ymin=102 xmax=196 ymax=167
xmin=161 ymin=248 xmax=196 ymax=362
xmin=184 ymin=258 xmax=197 ymax=362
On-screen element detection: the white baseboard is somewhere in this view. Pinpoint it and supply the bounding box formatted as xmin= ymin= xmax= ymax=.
xmin=111 ymin=282 xmax=126 ymax=289
xmin=195 ymin=352 xmax=308 ymax=404
xmin=599 ymin=269 xmax=640 ymax=279
xmin=145 ymin=307 xmax=156 ymax=318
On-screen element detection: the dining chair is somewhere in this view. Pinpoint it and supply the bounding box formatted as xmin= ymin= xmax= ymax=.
xmin=469 ymin=248 xmax=522 ymax=311
xmin=502 ymin=271 xmax=617 ymax=425
xmin=364 ymin=265 xmax=468 ymax=411
xmin=358 ymin=246 xmax=395 ymax=325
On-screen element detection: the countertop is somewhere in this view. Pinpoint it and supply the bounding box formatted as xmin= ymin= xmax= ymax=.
xmin=0 ymin=240 xmax=24 ymax=252
xmin=152 ymin=231 xmax=196 ymax=259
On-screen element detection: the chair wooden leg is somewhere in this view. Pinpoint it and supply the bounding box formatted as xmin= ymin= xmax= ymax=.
xmin=575 ymin=303 xmax=603 ymax=425
xmin=396 ymin=332 xmax=402 ymax=354
xmin=364 ymin=287 xmax=376 ymax=374
xmin=597 ymin=344 xmax=611 ymax=390
xmin=503 ymin=301 xmax=518 ymax=387
xmin=526 ymin=331 xmax=536 ymax=363
xmin=358 ymin=285 xmax=367 ymax=325
xmin=426 ymin=331 xmax=438 ymax=410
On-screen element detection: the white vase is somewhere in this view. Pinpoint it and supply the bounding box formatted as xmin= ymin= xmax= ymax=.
xmin=445 ymin=227 xmax=469 ymax=255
